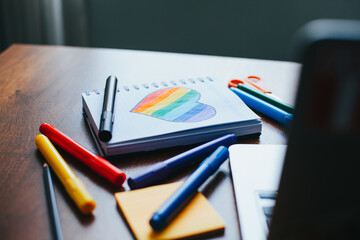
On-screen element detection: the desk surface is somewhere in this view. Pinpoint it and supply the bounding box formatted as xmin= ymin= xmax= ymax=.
xmin=0 ymin=44 xmax=300 ymax=240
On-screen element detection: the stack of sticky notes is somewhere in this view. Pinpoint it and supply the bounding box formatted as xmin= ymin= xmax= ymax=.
xmin=115 ymin=182 xmax=225 ymax=240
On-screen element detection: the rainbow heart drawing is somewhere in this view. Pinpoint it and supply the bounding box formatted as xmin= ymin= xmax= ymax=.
xmin=131 ymin=87 xmax=216 ymax=122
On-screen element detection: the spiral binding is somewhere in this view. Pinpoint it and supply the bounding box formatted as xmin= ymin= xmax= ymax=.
xmin=85 ymin=77 xmax=214 ymax=96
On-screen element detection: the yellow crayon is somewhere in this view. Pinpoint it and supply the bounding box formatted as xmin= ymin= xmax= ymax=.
xmin=35 ymin=134 xmax=96 ymax=214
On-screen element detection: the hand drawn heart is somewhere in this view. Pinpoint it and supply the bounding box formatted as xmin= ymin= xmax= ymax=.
xmin=131 ymin=87 xmax=216 ymax=122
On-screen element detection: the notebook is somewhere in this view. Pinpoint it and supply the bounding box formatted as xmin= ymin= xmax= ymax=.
xmin=229 ymin=19 xmax=360 ymax=240
xmin=114 ymin=182 xmax=225 ymax=240
xmin=82 ymin=76 xmax=261 ymax=156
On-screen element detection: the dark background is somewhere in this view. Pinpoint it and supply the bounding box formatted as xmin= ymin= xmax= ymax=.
xmin=1 ymin=0 xmax=360 ymax=61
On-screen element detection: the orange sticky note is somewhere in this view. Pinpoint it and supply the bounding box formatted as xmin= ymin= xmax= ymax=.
xmin=115 ymin=182 xmax=225 ymax=240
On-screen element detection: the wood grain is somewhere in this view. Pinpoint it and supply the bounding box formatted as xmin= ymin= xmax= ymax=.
xmin=0 ymin=44 xmax=299 ymax=240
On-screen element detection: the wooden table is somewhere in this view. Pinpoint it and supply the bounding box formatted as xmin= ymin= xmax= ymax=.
xmin=0 ymin=44 xmax=300 ymax=240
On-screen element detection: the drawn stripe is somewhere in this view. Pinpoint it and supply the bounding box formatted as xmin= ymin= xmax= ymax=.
xmin=185 ymin=105 xmax=216 ymax=122
xmin=173 ymin=103 xmax=208 ymax=122
xmin=132 ymin=88 xmax=169 ymax=112
xmin=151 ymin=90 xmax=198 ymax=119
xmin=133 ymin=87 xmax=180 ymax=113
xmin=159 ymin=100 xmax=198 ymax=121
xmin=143 ymin=88 xmax=190 ymax=115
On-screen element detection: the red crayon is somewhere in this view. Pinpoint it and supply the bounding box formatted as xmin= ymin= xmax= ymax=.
xmin=39 ymin=123 xmax=126 ymax=186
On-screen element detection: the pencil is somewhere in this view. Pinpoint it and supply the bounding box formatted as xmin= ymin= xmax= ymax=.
xmin=43 ymin=163 xmax=64 ymax=240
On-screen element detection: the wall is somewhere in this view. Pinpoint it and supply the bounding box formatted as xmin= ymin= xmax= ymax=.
xmin=1 ymin=0 xmax=360 ymax=61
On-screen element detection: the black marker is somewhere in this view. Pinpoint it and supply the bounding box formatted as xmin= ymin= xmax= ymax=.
xmin=99 ymin=75 xmax=118 ymax=142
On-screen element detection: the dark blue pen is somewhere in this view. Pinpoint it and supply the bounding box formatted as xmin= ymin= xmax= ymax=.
xmin=43 ymin=163 xmax=64 ymax=240
xmin=127 ymin=134 xmax=236 ymax=189
xmin=230 ymin=87 xmax=293 ymax=126
xmin=149 ymin=146 xmax=229 ymax=231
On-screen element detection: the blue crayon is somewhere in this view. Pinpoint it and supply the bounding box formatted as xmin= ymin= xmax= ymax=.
xmin=150 ymin=146 xmax=229 ymax=231
xmin=230 ymin=87 xmax=293 ymax=126
xmin=127 ymin=134 xmax=236 ymax=189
